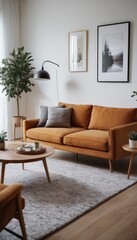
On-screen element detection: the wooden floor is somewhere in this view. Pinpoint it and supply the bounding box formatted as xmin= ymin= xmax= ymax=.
xmin=43 ymin=152 xmax=137 ymax=240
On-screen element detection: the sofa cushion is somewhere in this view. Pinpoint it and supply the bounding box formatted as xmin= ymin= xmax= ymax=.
xmin=26 ymin=127 xmax=84 ymax=144
xmin=59 ymin=102 xmax=93 ymax=129
xmin=63 ymin=129 xmax=108 ymax=151
xmin=46 ymin=107 xmax=72 ymax=128
xmin=37 ymin=105 xmax=64 ymax=127
xmin=88 ymin=105 xmax=137 ymax=130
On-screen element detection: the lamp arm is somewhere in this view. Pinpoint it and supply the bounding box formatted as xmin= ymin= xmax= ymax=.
xmin=42 ymin=60 xmax=59 ymax=70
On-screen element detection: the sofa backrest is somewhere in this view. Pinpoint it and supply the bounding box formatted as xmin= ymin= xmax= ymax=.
xmin=88 ymin=105 xmax=137 ymax=130
xmin=59 ymin=102 xmax=93 ymax=129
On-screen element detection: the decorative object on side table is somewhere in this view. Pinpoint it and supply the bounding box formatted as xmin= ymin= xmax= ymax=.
xmin=0 ymin=131 xmax=8 ymax=150
xmin=129 ymin=131 xmax=137 ymax=148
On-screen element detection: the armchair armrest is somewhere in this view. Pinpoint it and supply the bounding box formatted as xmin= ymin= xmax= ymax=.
xmin=109 ymin=122 xmax=137 ymax=160
xmin=23 ymin=119 xmax=39 ymax=141
xmin=0 ymin=184 xmax=23 ymax=209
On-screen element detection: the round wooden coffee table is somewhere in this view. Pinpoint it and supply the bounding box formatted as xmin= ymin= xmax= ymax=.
xmin=0 ymin=142 xmax=55 ymax=184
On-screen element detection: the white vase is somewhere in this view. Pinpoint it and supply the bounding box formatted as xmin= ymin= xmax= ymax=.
xmin=129 ymin=139 xmax=137 ymax=148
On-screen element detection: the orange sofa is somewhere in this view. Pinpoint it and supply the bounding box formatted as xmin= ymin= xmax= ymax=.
xmin=23 ymin=103 xmax=137 ymax=172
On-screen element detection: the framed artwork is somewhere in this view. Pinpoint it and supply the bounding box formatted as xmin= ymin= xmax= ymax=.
xmin=97 ymin=22 xmax=130 ymax=82
xmin=69 ymin=30 xmax=88 ymax=72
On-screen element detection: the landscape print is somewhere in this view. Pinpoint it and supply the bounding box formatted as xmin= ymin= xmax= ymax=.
xmin=97 ymin=22 xmax=130 ymax=82
xmin=102 ymin=33 xmax=124 ymax=73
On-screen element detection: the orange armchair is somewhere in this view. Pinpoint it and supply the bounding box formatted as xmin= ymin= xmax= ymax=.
xmin=0 ymin=183 xmax=27 ymax=239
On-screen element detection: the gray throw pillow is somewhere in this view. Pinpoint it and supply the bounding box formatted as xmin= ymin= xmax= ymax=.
xmin=46 ymin=107 xmax=72 ymax=128
xmin=37 ymin=106 xmax=48 ymax=127
xmin=37 ymin=105 xmax=64 ymax=127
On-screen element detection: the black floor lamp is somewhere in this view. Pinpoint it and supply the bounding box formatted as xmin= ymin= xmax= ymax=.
xmin=34 ymin=60 xmax=60 ymax=102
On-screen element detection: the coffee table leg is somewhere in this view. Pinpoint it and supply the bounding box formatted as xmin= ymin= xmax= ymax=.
xmin=1 ymin=161 xmax=6 ymax=183
xmin=42 ymin=158 xmax=51 ymax=183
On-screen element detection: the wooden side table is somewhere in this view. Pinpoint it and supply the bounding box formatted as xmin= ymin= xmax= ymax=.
xmin=123 ymin=144 xmax=137 ymax=179
xmin=13 ymin=116 xmax=26 ymax=141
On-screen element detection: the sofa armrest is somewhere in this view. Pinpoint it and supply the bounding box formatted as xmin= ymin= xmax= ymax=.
xmin=109 ymin=122 xmax=137 ymax=160
xmin=23 ymin=119 xmax=39 ymax=141
xmin=0 ymin=184 xmax=23 ymax=208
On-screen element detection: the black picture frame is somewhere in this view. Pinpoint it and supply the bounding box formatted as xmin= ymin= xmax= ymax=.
xmin=97 ymin=22 xmax=130 ymax=83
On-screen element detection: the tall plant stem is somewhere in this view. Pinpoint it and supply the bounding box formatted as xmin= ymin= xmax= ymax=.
xmin=17 ymin=96 xmax=20 ymax=117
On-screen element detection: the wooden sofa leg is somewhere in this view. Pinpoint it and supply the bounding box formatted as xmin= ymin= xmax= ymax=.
xmin=109 ymin=160 xmax=113 ymax=173
xmin=76 ymin=153 xmax=79 ymax=161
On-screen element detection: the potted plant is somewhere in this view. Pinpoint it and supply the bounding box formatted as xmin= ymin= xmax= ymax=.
xmin=0 ymin=46 xmax=35 ymax=126
xmin=129 ymin=131 xmax=137 ymax=148
xmin=0 ymin=131 xmax=8 ymax=150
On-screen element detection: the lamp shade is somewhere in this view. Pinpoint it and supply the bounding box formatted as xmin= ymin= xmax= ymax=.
xmin=35 ymin=70 xmax=50 ymax=79
xmin=34 ymin=60 xmax=59 ymax=80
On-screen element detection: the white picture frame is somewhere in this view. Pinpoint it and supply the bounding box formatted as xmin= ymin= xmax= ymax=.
xmin=69 ymin=30 xmax=88 ymax=72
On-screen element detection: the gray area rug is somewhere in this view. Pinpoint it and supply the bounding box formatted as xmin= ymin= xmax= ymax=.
xmin=0 ymin=151 xmax=137 ymax=240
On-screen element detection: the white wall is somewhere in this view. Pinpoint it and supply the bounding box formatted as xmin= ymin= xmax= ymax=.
xmin=20 ymin=0 xmax=137 ymax=119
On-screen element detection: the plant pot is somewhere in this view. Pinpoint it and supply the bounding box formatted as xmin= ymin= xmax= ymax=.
xmin=0 ymin=142 xmax=5 ymax=150
xmin=12 ymin=116 xmax=26 ymax=127
xmin=129 ymin=139 xmax=137 ymax=148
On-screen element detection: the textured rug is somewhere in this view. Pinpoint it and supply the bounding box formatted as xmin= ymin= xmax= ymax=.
xmin=0 ymin=152 xmax=137 ymax=240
